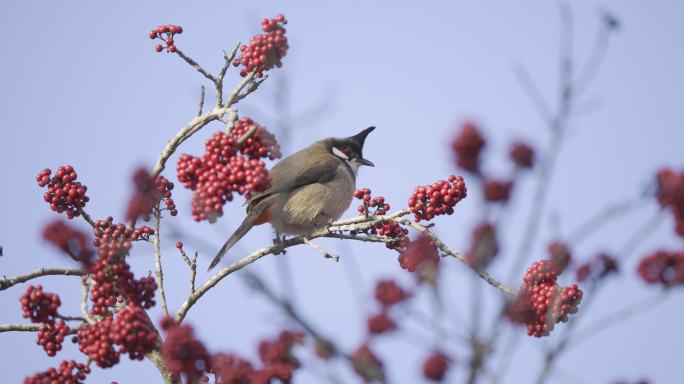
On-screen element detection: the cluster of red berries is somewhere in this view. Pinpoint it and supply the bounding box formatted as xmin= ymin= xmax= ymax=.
xmin=367 ymin=312 xmax=395 ymax=335
xmin=547 ymin=241 xmax=571 ymax=274
xmin=398 ymin=234 xmax=440 ymax=275
xmin=42 ymin=220 xmax=94 ymax=267
xmin=210 ymin=354 xmax=254 ymax=384
xmin=508 ymin=260 xmax=583 ymax=337
xmin=126 ymin=171 xmax=178 ymax=222
xmin=576 ymin=253 xmax=618 ymax=283
xmin=422 ymin=350 xmax=451 ymax=382
xmin=655 ymin=168 xmax=684 ymax=236
xmin=24 ymin=360 xmax=90 ymax=384
xmin=233 ymin=14 xmax=288 ymax=78
xmin=177 ymin=123 xmax=279 ymax=222
xmin=351 ymin=344 xmax=385 ymax=383
xmin=20 ymin=285 xmax=61 ymax=324
xmin=465 ymin=222 xmax=499 ymax=269
xmin=374 ymin=279 xmax=409 ymax=308
xmin=258 ymin=330 xmax=304 ymax=368
xmin=37 ymin=321 xmax=69 ymax=357
xmin=510 ymin=141 xmax=535 ymax=168
xmin=19 ymin=286 xmax=73 ymax=358
xmin=353 ymin=188 xmax=409 ymax=250
xmin=160 ymin=318 xmax=212 ymax=383
xmin=637 ymin=250 xmax=684 ymax=287
xmin=408 ymin=175 xmax=467 ymax=222
xmin=149 ymin=24 xmax=183 ymax=53
xmin=208 ymin=331 xmax=303 ymax=383
xmin=482 ymin=179 xmax=513 ymax=203
xmin=451 ymin=121 xmax=486 ymax=173
xmin=37 ymin=166 xmax=90 ymax=219
xmin=77 ymin=317 xmax=119 ymax=368
xmin=367 ymin=280 xmax=408 ymax=336
xmin=354 ymin=188 xmax=390 ymax=216
xmin=110 ymin=305 xmax=158 ymax=361
xmin=210 ymin=353 xmax=293 ymax=384
xmin=90 ymin=218 xmax=157 ymax=315
xmin=232 ymin=117 xmax=282 ymax=160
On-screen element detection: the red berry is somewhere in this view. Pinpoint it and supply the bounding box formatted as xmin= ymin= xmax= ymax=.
xmin=451 ymin=121 xmax=485 ymax=173
xmin=149 ymin=31 xmax=158 ymax=39
xmin=176 ymin=241 xmax=183 ymax=249
xmin=168 ymin=45 xmax=177 ymax=53
xmin=155 ymin=44 xmax=163 ymax=52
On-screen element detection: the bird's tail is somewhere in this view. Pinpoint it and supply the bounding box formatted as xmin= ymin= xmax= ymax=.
xmin=208 ymin=214 xmax=257 ymax=271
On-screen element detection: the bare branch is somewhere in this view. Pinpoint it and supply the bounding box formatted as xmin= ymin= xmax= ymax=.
xmin=216 ymin=43 xmax=242 ymax=105
xmin=513 ymin=65 xmax=553 ymax=124
xmin=190 ymin=251 xmax=198 ymax=295
xmin=225 ymin=68 xmax=258 ymax=107
xmin=397 ymin=219 xmax=518 ymax=297
xmin=302 ymin=237 xmax=340 ymax=262
xmin=196 ymin=85 xmax=205 ymax=117
xmin=177 ymin=246 xmax=192 ymax=267
xmin=0 ymin=268 xmax=85 ymax=291
xmin=569 ymin=291 xmax=670 ymax=349
xmin=174 ymin=49 xmax=217 ymax=83
xmin=80 ymin=276 xmax=93 ymax=323
xmin=0 ymin=323 xmax=79 ymax=334
xmin=153 ymin=207 xmax=169 ymax=316
xmin=80 ymin=209 xmax=96 ymax=227
xmin=567 ymin=196 xmax=644 ymax=243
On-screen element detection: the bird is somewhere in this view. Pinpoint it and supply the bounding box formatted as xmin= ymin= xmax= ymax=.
xmin=208 ymin=126 xmax=376 ymax=271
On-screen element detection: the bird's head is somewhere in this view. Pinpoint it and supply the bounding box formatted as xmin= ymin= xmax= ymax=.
xmin=325 ymin=126 xmax=375 ymax=170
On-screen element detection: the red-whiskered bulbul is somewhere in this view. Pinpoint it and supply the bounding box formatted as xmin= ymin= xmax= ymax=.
xmin=208 ymin=126 xmax=375 ymax=270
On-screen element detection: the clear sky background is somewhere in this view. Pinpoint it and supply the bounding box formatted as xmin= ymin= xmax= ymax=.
xmin=1 ymin=1 xmax=683 ymax=383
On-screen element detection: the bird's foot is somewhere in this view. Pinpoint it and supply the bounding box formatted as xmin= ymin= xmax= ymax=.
xmin=272 ymin=234 xmax=287 ymax=255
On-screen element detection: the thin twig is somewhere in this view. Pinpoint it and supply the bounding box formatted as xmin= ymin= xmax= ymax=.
xmin=80 ymin=276 xmax=93 ymax=323
xmin=303 ymin=237 xmax=340 ymax=262
xmin=574 ymin=13 xmax=615 ymax=96
xmin=568 ymin=291 xmax=670 ymax=348
xmin=0 ymin=268 xmax=85 ymax=291
xmin=190 ymin=251 xmax=198 ymax=294
xmin=196 ymin=85 xmax=205 ymax=117
xmin=513 ymin=65 xmax=553 ymax=125
xmin=153 ymin=207 xmax=169 ymax=316
xmin=80 ymin=209 xmax=96 ymax=227
xmin=397 ymin=219 xmax=517 ymax=297
xmin=567 ymin=196 xmax=644 ymax=243
xmin=216 ymin=43 xmax=241 ymax=105
xmin=174 ymin=49 xmax=218 ymax=83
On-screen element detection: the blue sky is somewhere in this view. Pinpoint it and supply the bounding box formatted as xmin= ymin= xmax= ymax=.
xmin=1 ymin=1 xmax=683 ymax=383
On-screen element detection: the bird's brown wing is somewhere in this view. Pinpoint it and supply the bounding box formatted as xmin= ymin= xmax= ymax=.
xmin=247 ymin=152 xmax=340 ymax=212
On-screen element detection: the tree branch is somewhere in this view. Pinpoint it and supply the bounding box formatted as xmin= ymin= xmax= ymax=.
xmin=174 ymin=49 xmax=217 ymax=83
xmin=0 ymin=323 xmax=79 ymax=334
xmin=153 ymin=207 xmax=169 ymax=316
xmin=175 ymin=208 xmax=514 ymax=322
xmin=397 ymin=219 xmax=518 ymax=297
xmin=0 ymin=268 xmax=85 ymax=291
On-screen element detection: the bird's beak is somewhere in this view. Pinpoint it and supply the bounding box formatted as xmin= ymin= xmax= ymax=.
xmin=358 ymin=158 xmax=375 ymax=167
